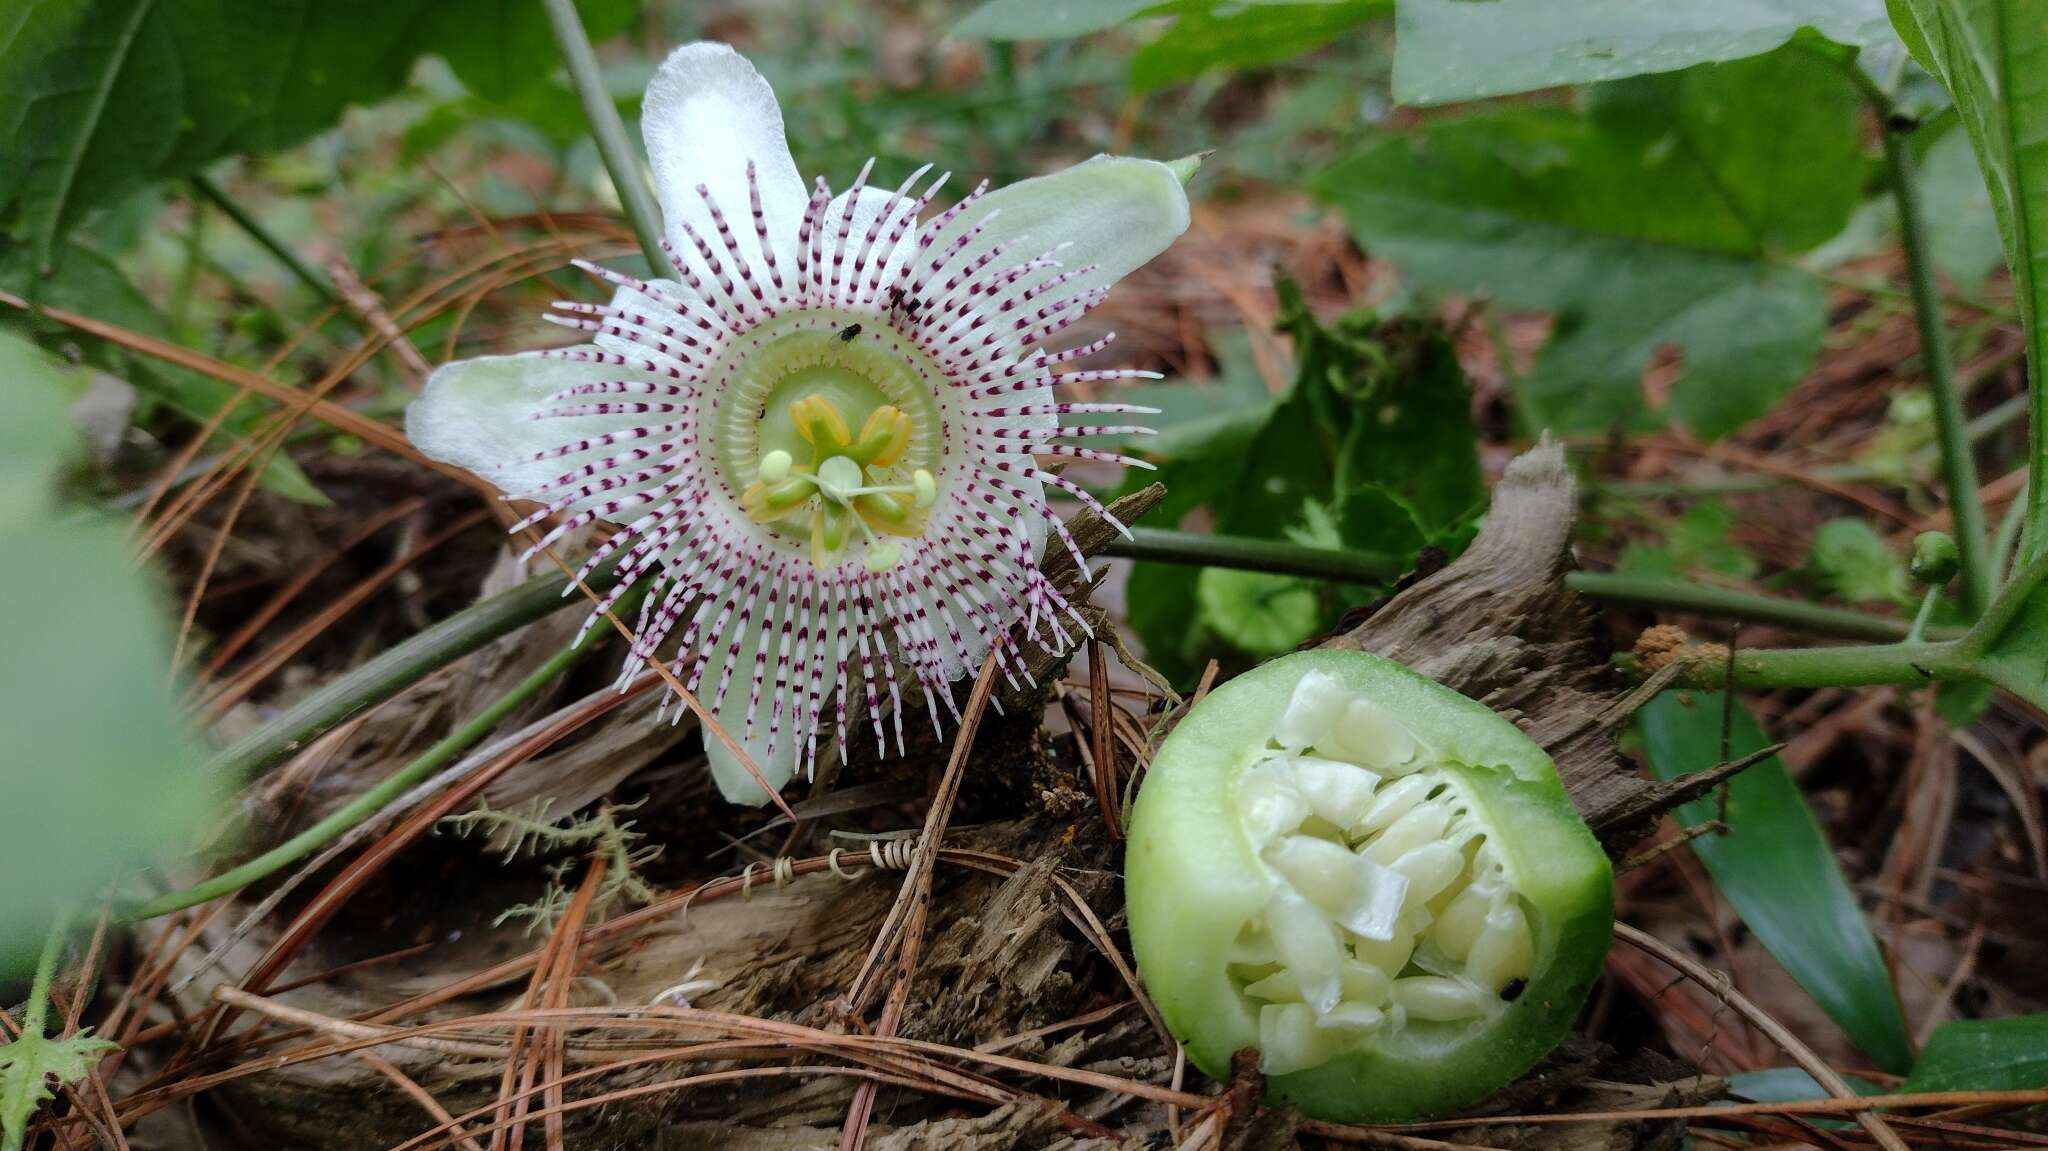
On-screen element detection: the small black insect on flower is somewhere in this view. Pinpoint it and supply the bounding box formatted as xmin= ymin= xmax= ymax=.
xmin=837 ymin=323 xmax=862 ymax=342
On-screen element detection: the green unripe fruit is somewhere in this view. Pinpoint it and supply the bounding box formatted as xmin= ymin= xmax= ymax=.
xmin=1910 ymin=531 xmax=1960 ymax=586
xmin=1125 ymin=650 xmax=1613 ymax=1123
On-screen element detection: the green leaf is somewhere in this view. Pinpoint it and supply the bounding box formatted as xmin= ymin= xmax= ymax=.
xmin=2 ymin=0 xmax=637 ymax=266
xmin=1617 ymin=503 xmax=1760 ymax=581
xmin=0 ymin=335 xmax=214 ymax=947
xmin=1904 ymin=1015 xmax=2048 ymax=1092
xmin=0 ymin=1031 xmax=121 ymax=1149
xmin=0 ymin=334 xmax=84 ymax=530
xmin=1810 ymin=517 xmax=1912 ymax=604
xmin=1317 ymin=46 xmax=1864 ymax=439
xmin=1196 ymin=567 xmax=1322 ymax=654
xmin=1919 ymin=121 xmax=2007 ymax=285
xmin=951 ymin=0 xmax=1161 ymax=40
xmin=1393 ymin=0 xmax=1894 ymax=105
xmin=1637 ymin=691 xmax=1915 ymax=1073
xmin=1131 ymin=0 xmax=1386 ymax=91
xmin=1728 ymin=1067 xmax=1884 ymax=1102
xmin=1887 ymin=0 xmax=2048 ymax=558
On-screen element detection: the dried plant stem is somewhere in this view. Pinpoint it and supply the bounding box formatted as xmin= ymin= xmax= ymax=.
xmin=1613 ymin=923 xmax=1909 ymax=1151
xmin=127 ymin=628 xmax=606 ymax=922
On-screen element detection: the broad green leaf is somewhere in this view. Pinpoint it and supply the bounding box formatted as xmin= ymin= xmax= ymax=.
xmin=1393 ymin=0 xmax=1892 ymax=105
xmin=1196 ymin=567 xmax=1322 ymax=654
xmin=0 ymin=1031 xmax=121 ymax=1149
xmin=1904 ymin=1015 xmax=2048 ymax=1091
xmin=1728 ymin=1067 xmax=1884 ymax=1102
xmin=2 ymin=0 xmax=637 ymax=267
xmin=1617 ymin=503 xmax=1760 ymax=581
xmin=1810 ymin=517 xmax=1912 ymax=604
xmin=1131 ymin=0 xmax=1386 ymax=91
xmin=1919 ymin=121 xmax=2007 ymax=285
xmin=952 ymin=0 xmax=1161 ymax=40
xmin=1888 ymin=0 xmax=2048 ymax=559
xmin=0 ymin=343 xmax=213 ymax=952
xmin=1637 ymin=692 xmax=1915 ymax=1073
xmin=1316 ymin=46 xmax=1864 ymax=439
xmin=0 ymin=334 xmax=84 ymax=530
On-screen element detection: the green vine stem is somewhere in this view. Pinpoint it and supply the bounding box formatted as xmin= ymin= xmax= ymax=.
xmin=1104 ymin=526 xmax=1941 ymax=643
xmin=131 ymin=623 xmax=613 ymax=922
xmin=1654 ymin=639 xmax=1966 ymax=692
xmin=189 ymin=175 xmax=338 ymax=306
xmin=1879 ymin=122 xmax=1993 ymax=617
xmin=18 ymin=906 xmax=71 ymax=1043
xmin=204 ymin=557 xmax=621 ymax=785
xmin=1104 ymin=526 xmax=1406 ymax=584
xmin=544 ymin=0 xmax=668 ymax=272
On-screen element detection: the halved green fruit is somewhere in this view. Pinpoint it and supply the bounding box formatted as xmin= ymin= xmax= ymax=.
xmin=1126 ymin=650 xmax=1613 ymax=1123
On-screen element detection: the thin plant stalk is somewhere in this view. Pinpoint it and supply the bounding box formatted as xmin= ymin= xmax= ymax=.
xmin=544 ymin=0 xmax=668 ymax=271
xmin=1881 ymin=124 xmax=1993 ymax=616
xmin=190 ymin=175 xmax=338 ymax=306
xmin=129 ymin=629 xmax=609 ymax=922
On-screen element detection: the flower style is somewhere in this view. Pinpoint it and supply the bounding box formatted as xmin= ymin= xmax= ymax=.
xmin=408 ymin=42 xmax=1192 ymax=805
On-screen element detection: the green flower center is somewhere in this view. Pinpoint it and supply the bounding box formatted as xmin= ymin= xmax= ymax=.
xmin=709 ymin=312 xmax=948 ymax=570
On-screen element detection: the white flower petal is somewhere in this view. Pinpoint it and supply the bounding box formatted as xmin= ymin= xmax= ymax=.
xmin=642 ymin=43 xmax=806 ymax=282
xmin=924 ymin=154 xmax=1190 ymax=306
xmin=701 ymin=621 xmax=802 ymax=806
xmin=407 ymin=348 xmax=671 ymax=498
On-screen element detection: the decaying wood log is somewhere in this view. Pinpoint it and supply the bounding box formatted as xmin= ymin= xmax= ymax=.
xmin=143 ymin=449 xmax=1713 ymax=1151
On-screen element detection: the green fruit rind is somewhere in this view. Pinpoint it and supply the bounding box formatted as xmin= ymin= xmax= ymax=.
xmin=1126 ymin=649 xmax=1613 ymax=1123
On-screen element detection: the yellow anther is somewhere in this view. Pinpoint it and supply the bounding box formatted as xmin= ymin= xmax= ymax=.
xmin=850 ymin=405 xmax=913 ymax=468
xmin=912 ymin=468 xmax=936 ymax=508
xmin=758 ymin=448 xmax=793 ymax=483
xmin=789 ymin=393 xmax=852 ymax=452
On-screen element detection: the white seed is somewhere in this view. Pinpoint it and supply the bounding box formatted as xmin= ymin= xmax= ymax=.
xmin=1389 ymin=840 xmax=1466 ymax=906
xmin=1258 ymin=1002 xmax=1331 ymax=1075
xmin=1265 ymin=889 xmax=1345 ymax=1013
xmin=1229 ymin=928 xmax=1280 ymax=967
xmin=1339 ymin=957 xmax=1393 ymax=1005
xmin=1273 ymin=669 xmax=1350 ymax=753
xmin=1264 ymin=835 xmax=1410 ymax=942
xmin=1348 ymin=924 xmax=1416 ymax=975
xmin=1362 ymin=801 xmax=1452 ymax=865
xmin=1430 ymin=884 xmax=1494 ymax=963
xmin=1318 ymin=1000 xmax=1386 ymax=1035
xmin=1237 ymin=758 xmax=1310 ymax=849
xmin=1390 ymin=976 xmax=1493 ymax=1021
xmin=1357 ymin=774 xmax=1434 ymax=834
xmin=1326 ymin=697 xmax=1419 ymax=771
xmin=1465 ymin=903 xmax=1534 ymax=992
xmin=1244 ymin=969 xmax=1305 ymax=1003
xmin=1290 ymin=755 xmax=1380 ymax=831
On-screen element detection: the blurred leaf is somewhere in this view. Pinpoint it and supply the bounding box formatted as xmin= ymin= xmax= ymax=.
xmin=0 ymin=340 xmax=213 ymax=953
xmin=1888 ymin=0 xmax=2048 ymax=559
xmin=1904 ymin=1015 xmax=2048 ymax=1091
xmin=1393 ymin=0 xmax=1892 ymax=105
xmin=952 ymin=0 xmax=1161 ymax=40
xmin=1918 ymin=121 xmax=2007 ymax=286
xmin=1637 ymin=691 xmax=1915 ymax=1073
xmin=1810 ymin=517 xmax=1912 ymax=604
xmin=1132 ymin=0 xmax=1386 ymax=91
xmin=1197 ymin=567 xmax=1321 ymax=654
xmin=1 ymin=0 xmax=636 ymax=267
xmin=1317 ymin=46 xmax=1863 ymax=439
xmin=0 ymin=241 xmax=328 ymax=505
xmin=1617 ymin=503 xmax=1759 ymax=581
xmin=0 ymin=334 xmax=83 ymax=530
xmin=1728 ymin=1067 xmax=1884 ymax=1101
xmin=0 ymin=1030 xmax=121 ymax=1148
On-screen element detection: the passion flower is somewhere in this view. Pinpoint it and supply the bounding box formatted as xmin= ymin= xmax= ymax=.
xmin=1126 ymin=650 xmax=1612 ymax=1123
xmin=406 ymin=42 xmax=1192 ymax=804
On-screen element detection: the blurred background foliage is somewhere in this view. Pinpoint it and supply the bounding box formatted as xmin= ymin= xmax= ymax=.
xmin=4 ymin=0 xmax=2048 ymax=1106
